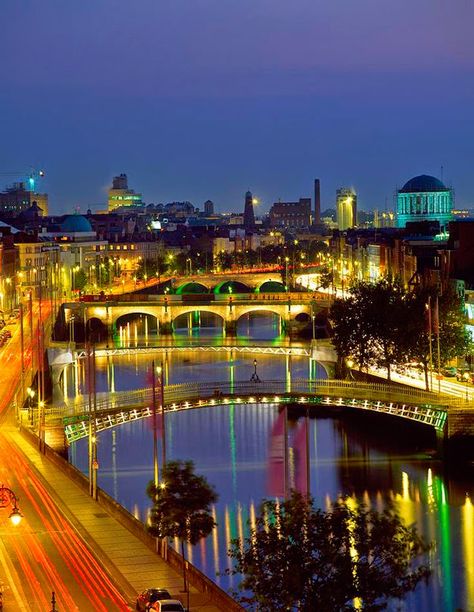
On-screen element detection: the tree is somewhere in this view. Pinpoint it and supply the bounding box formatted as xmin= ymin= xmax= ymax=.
xmin=226 ymin=491 xmax=430 ymax=612
xmin=147 ymin=460 xmax=218 ymax=590
xmin=214 ymin=251 xmax=233 ymax=271
xmin=355 ymin=278 xmax=407 ymax=382
xmin=330 ymin=294 xmax=376 ymax=377
xmin=74 ymin=268 xmax=88 ymax=292
xmin=402 ymin=286 xmax=471 ymax=390
xmin=330 ymin=278 xmax=408 ymax=382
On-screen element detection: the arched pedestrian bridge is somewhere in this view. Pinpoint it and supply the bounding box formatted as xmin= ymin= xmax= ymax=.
xmin=59 ymin=379 xmax=452 ymax=444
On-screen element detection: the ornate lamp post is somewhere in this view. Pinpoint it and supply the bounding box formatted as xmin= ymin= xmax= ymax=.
xmin=0 ymin=484 xmax=22 ymax=526
xmin=250 ymin=359 xmax=261 ymax=383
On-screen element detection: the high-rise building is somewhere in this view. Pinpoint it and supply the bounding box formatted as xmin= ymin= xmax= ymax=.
xmin=0 ymin=182 xmax=48 ymax=217
xmin=108 ymin=174 xmax=142 ymax=212
xmin=336 ymin=188 xmax=357 ymax=230
xmin=243 ymin=191 xmax=255 ymax=229
xmin=396 ymin=174 xmax=453 ymax=229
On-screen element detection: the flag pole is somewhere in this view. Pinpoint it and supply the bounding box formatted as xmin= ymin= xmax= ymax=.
xmin=435 ymin=296 xmax=441 ymax=395
xmin=305 ymin=409 xmax=310 ymax=499
xmin=151 ymin=359 xmax=159 ymax=488
xmin=283 ymin=406 xmax=288 ymax=499
xmin=427 ymin=296 xmax=433 ymax=392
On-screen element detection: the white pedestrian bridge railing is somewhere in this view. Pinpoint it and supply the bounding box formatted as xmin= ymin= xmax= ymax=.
xmin=59 ymin=379 xmax=453 ymax=443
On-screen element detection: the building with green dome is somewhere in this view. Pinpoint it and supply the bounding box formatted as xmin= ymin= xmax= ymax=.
xmin=396 ymin=174 xmax=453 ymax=229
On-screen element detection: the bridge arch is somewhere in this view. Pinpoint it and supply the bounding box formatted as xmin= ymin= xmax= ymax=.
xmin=63 ymin=379 xmax=448 ymax=444
xmin=175 ymin=281 xmax=210 ymax=294
xmin=257 ymin=280 xmax=286 ymax=293
xmin=213 ymin=280 xmax=252 ymax=294
xmin=85 ymin=317 xmax=107 ymax=341
xmin=172 ymin=309 xmax=225 ymax=332
xmin=115 ymin=312 xmax=159 ymax=334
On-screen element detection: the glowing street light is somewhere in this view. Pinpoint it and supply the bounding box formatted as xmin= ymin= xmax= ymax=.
xmin=0 ymin=484 xmax=22 ymax=526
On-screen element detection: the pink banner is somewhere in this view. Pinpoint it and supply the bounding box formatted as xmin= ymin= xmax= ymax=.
xmin=267 ymin=408 xmax=286 ymax=497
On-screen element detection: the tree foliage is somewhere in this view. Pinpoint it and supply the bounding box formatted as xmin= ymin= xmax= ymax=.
xmin=146 ymin=460 xmax=218 ymax=545
xmin=330 ymin=278 xmax=407 ymax=380
xmin=329 ymin=277 xmax=470 ymax=386
xmin=226 ymin=491 xmax=431 ymax=612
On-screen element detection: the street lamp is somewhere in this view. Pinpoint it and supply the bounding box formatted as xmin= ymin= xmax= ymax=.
xmin=250 ymin=359 xmax=261 ymax=382
xmin=463 ymin=372 xmax=470 ymax=401
xmin=0 ymin=484 xmax=22 ymax=525
xmin=27 ymin=387 xmax=35 ymax=424
xmin=151 ymin=362 xmax=166 ymax=488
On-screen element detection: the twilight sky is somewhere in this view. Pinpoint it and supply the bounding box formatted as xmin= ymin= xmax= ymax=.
xmin=1 ymin=0 xmax=473 ymax=214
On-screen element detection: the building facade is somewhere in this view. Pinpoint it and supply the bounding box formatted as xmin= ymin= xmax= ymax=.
xmin=108 ymin=174 xmax=142 ymax=212
xmin=396 ymin=174 xmax=453 ymax=229
xmin=336 ymin=188 xmax=357 ymax=230
xmin=0 ymin=182 xmax=49 ymax=217
xmin=269 ymin=199 xmax=312 ymax=229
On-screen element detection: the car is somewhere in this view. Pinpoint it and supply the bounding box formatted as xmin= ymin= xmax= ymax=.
xmin=153 ymin=601 xmax=186 ymax=612
xmin=456 ymin=369 xmax=474 ymax=383
xmin=1 ymin=330 xmax=11 ymax=339
xmin=442 ymin=366 xmax=457 ymax=377
xmin=136 ymin=588 xmax=172 ymax=611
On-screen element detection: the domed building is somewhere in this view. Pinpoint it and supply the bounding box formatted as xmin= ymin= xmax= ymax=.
xmin=396 ymin=174 xmax=453 ymax=229
xmin=60 ymin=214 xmax=94 ymax=234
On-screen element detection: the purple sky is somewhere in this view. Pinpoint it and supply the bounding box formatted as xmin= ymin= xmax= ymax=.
xmin=1 ymin=0 xmax=473 ymax=214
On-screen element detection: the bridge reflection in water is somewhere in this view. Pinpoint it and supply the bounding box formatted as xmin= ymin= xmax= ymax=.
xmin=59 ymin=336 xmax=474 ymax=612
xmin=68 ymin=397 xmax=474 ymax=612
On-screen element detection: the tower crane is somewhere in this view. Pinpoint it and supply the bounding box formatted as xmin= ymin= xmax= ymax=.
xmin=0 ymin=168 xmax=45 ymax=191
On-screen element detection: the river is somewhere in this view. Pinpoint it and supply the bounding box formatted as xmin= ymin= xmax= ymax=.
xmin=63 ymin=313 xmax=474 ymax=611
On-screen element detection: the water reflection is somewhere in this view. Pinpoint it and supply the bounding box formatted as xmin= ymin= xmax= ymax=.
xmin=114 ymin=311 xmax=285 ymax=345
xmin=65 ymin=319 xmax=474 ymax=611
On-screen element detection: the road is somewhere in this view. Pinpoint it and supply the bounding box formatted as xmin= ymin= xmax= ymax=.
xmin=0 ymin=298 xmax=131 ymax=609
xmin=0 ymin=432 xmax=129 ymax=610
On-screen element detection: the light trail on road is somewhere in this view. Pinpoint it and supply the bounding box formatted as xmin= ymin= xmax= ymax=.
xmin=0 ymin=433 xmax=130 ymax=610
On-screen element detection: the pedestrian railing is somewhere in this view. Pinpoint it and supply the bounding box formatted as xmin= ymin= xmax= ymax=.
xmin=61 ymin=378 xmax=454 ymax=443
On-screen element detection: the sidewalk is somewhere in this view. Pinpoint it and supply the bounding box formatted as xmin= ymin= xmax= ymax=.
xmin=7 ymin=427 xmax=225 ymax=611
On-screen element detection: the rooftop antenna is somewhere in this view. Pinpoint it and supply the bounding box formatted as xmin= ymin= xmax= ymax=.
xmin=440 ymin=165 xmax=444 ymax=182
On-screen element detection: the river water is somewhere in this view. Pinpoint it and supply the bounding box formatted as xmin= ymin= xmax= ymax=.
xmin=64 ymin=313 xmax=474 ymax=611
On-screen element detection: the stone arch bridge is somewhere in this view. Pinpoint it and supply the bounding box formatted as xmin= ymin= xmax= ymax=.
xmin=63 ymin=292 xmax=331 ymax=335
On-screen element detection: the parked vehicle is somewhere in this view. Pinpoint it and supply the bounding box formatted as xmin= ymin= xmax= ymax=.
xmin=442 ymin=366 xmax=457 ymax=377
xmin=136 ymin=588 xmax=172 ymax=611
xmin=1 ymin=330 xmax=11 ymax=339
xmin=153 ymin=601 xmax=186 ymax=612
xmin=456 ymin=369 xmax=474 ymax=383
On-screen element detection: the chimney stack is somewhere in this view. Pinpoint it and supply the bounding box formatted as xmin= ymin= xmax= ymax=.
xmin=314 ymin=179 xmax=321 ymax=225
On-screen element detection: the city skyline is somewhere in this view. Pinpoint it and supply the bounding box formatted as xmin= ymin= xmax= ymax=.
xmin=1 ymin=1 xmax=473 ymax=213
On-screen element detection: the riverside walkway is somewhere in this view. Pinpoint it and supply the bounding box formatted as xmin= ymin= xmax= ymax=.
xmin=5 ymin=425 xmax=234 ymax=611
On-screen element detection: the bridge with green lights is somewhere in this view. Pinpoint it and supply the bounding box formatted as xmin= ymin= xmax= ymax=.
xmin=63 ymin=291 xmax=331 ymax=336
xmin=56 ymin=379 xmax=454 ymax=445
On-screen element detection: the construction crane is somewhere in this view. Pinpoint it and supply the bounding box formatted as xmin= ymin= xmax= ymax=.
xmin=0 ymin=168 xmax=45 ymax=191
